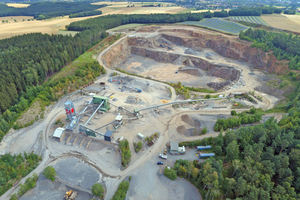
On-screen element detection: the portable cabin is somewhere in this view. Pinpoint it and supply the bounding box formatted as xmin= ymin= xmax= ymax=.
xmin=199 ymin=153 xmax=215 ymax=158
xmin=197 ymin=145 xmax=212 ymax=151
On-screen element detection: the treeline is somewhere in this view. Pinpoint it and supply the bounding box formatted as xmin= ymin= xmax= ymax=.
xmin=0 ymin=152 xmax=41 ymax=196
xmin=228 ymin=6 xmax=282 ymax=16
xmin=213 ymin=6 xmax=282 ymax=18
xmin=69 ymin=10 xmax=102 ymax=18
xmin=240 ymin=28 xmax=300 ymax=70
xmin=0 ymin=2 xmax=106 ymax=19
xmin=214 ymin=108 xmax=263 ymax=131
xmin=66 ymin=12 xmax=210 ymax=31
xmin=284 ymin=10 xmax=296 ymax=15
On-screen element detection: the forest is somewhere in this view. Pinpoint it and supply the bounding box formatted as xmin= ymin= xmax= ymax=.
xmin=173 ymin=83 xmax=300 ymax=199
xmin=0 ymin=2 xmax=106 ymax=19
xmin=240 ymin=28 xmax=300 ymax=70
xmin=0 ymin=152 xmax=41 ymax=196
xmin=66 ymin=12 xmax=211 ymax=31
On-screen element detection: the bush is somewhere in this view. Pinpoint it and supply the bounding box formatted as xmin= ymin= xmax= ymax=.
xmin=42 ymin=166 xmax=56 ymax=181
xmin=201 ymin=127 xmax=207 ymax=135
xmin=134 ymin=141 xmax=143 ymax=153
xmin=111 ymin=180 xmax=130 ymax=200
xmin=205 ymin=94 xmax=211 ymax=99
xmin=119 ymin=140 xmax=131 ymax=167
xmin=91 ymin=183 xmax=104 ymax=198
xmin=9 ymin=193 xmax=18 ymax=200
xmin=231 ymin=110 xmax=237 ymax=116
xmin=164 ymin=167 xmax=177 ymax=180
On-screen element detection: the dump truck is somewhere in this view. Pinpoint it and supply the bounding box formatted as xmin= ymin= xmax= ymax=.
xmin=63 ymin=190 xmax=78 ymax=200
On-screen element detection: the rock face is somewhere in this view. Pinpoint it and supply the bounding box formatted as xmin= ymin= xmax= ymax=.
xmin=102 ymin=27 xmax=287 ymax=83
xmin=159 ymin=30 xmax=285 ymax=73
xmin=130 ymin=46 xmax=241 ymax=81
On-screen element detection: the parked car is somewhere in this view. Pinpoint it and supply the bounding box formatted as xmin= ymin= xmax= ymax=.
xmin=157 ymin=161 xmax=163 ymax=165
xmin=164 ymin=148 xmax=167 ymax=155
xmin=159 ymin=154 xmax=167 ymax=159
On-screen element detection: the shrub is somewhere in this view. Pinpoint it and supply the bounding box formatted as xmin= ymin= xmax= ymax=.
xmin=201 ymin=127 xmax=207 ymax=135
xmin=91 ymin=183 xmax=104 ymax=198
xmin=164 ymin=167 xmax=177 ymax=180
xmin=42 ymin=166 xmax=56 ymax=181
xmin=231 ymin=110 xmax=237 ymax=116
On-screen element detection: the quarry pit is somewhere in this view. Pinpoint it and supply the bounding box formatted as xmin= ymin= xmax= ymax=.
xmin=103 ymin=26 xmax=283 ymax=91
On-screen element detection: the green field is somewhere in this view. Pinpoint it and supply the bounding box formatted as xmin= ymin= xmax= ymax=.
xmin=179 ymin=19 xmax=248 ymax=35
xmin=107 ymin=23 xmax=145 ymax=31
xmin=229 ymin=16 xmax=269 ymax=25
xmin=56 ymin=30 xmax=80 ymax=36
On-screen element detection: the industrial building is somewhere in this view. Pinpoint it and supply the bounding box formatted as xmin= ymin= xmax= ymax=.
xmin=170 ymin=142 xmax=186 ymax=154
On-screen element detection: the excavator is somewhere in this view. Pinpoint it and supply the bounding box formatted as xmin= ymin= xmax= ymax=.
xmin=63 ymin=190 xmax=78 ymax=200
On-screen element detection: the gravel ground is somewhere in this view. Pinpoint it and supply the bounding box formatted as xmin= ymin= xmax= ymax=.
xmin=126 ymin=157 xmax=201 ymax=200
xmin=20 ymin=174 xmax=93 ymax=200
xmin=53 ymin=157 xmax=101 ymax=190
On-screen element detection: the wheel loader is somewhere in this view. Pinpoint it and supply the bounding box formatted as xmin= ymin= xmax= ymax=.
xmin=63 ymin=190 xmax=77 ymax=200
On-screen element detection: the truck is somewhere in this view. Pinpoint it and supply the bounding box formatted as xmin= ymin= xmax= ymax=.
xmin=63 ymin=190 xmax=78 ymax=200
xmin=159 ymin=153 xmax=167 ymax=159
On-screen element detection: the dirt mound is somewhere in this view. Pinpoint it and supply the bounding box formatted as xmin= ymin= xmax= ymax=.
xmin=161 ymin=99 xmax=170 ymax=103
xmin=179 ymin=68 xmax=201 ymax=76
xmin=126 ymin=95 xmax=136 ymax=104
xmin=137 ymin=26 xmax=160 ymax=32
xmin=181 ymin=114 xmax=194 ymax=126
xmin=177 ymin=125 xmax=187 ymax=134
xmin=207 ymin=80 xmax=231 ymax=90
xmin=185 ymin=128 xmax=200 ymax=136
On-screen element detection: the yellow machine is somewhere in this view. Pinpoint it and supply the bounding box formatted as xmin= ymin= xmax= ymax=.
xmin=63 ymin=190 xmax=77 ymax=200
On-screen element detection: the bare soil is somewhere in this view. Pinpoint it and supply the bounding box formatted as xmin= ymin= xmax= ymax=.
xmin=16 ymin=100 xmax=42 ymax=126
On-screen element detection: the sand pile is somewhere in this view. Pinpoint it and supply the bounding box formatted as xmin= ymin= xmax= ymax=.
xmin=87 ymin=141 xmax=105 ymax=151
xmin=176 ymin=125 xmax=187 ymax=134
xmin=181 ymin=114 xmax=195 ymax=126
xmin=161 ymin=99 xmax=170 ymax=103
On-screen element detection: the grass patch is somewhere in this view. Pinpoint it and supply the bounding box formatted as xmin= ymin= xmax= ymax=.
xmin=107 ymin=23 xmax=144 ymax=31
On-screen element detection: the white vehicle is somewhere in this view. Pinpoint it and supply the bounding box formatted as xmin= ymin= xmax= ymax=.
xmin=159 ymin=154 xmax=167 ymax=159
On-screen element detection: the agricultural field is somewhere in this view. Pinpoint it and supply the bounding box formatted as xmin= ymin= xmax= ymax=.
xmin=191 ymin=9 xmax=230 ymax=13
xmin=6 ymin=3 xmax=30 ymax=8
xmin=0 ymin=1 xmax=187 ymax=39
xmin=229 ymin=16 xmax=269 ymax=25
xmin=93 ymin=1 xmax=186 ymax=15
xmin=179 ymin=18 xmax=248 ymax=34
xmin=261 ymin=14 xmax=300 ymax=32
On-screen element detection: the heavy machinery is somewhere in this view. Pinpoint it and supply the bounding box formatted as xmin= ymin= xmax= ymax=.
xmin=63 ymin=190 xmax=78 ymax=200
